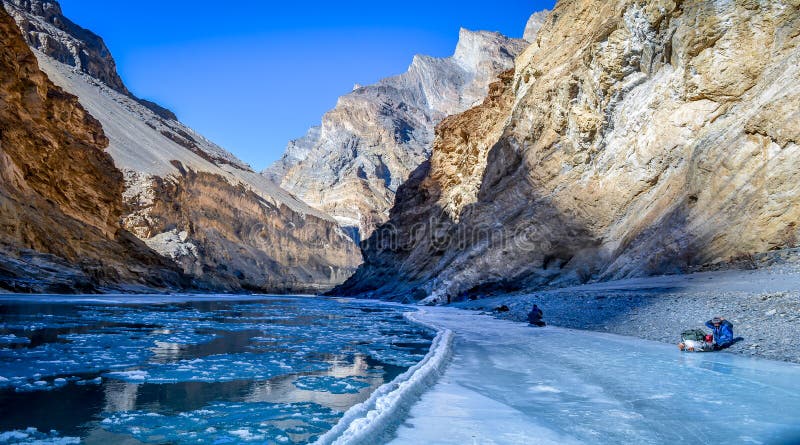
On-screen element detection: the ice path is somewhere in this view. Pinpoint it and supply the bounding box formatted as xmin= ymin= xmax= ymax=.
xmin=388 ymin=307 xmax=800 ymax=445
xmin=313 ymin=311 xmax=453 ymax=445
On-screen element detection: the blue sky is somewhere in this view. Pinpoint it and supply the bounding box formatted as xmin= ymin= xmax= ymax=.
xmin=58 ymin=1 xmax=556 ymax=171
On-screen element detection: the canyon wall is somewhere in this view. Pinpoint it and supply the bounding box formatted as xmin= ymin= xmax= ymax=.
xmin=337 ymin=0 xmax=800 ymax=302
xmin=0 ymin=5 xmax=186 ymax=292
xmin=3 ymin=0 xmax=361 ymax=293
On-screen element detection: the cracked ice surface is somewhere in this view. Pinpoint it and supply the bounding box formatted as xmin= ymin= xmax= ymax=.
xmin=104 ymin=352 xmax=330 ymax=384
xmin=0 ymin=297 xmax=431 ymax=390
xmin=101 ymin=401 xmax=340 ymax=444
xmin=293 ymin=376 xmax=370 ymax=394
xmin=0 ymin=295 xmax=434 ymax=444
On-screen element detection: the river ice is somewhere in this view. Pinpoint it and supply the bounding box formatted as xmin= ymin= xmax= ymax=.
xmin=3 ymin=296 xmax=799 ymax=444
xmin=293 ymin=376 xmax=370 ymax=394
xmin=0 ymin=295 xmax=433 ymax=444
xmin=100 ymin=401 xmax=341 ymax=444
xmin=391 ymin=307 xmax=800 ymax=445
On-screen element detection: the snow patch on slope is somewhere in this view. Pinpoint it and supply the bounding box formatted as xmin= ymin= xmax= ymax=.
xmin=143 ymin=229 xmax=199 ymax=262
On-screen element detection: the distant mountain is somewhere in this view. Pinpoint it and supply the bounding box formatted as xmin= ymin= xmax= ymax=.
xmin=2 ymin=0 xmax=361 ymax=293
xmin=523 ymin=9 xmax=549 ymax=42
xmin=336 ymin=0 xmax=800 ymax=302
xmin=264 ymin=26 xmax=535 ymax=241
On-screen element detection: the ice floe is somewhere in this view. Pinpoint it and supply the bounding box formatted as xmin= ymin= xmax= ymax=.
xmin=0 ymin=427 xmax=79 ymax=444
xmin=101 ymin=401 xmax=341 ymax=444
xmin=293 ymin=376 xmax=370 ymax=394
xmin=0 ymin=296 xmax=436 ymax=444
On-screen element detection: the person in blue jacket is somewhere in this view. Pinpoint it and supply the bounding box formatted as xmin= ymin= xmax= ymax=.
xmin=705 ymin=317 xmax=734 ymax=350
xmin=527 ymin=304 xmax=545 ymax=327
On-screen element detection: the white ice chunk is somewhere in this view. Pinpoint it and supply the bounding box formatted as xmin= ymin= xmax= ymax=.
xmin=104 ymin=370 xmax=149 ymax=381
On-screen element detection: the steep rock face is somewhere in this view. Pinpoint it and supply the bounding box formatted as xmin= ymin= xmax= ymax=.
xmin=0 ymin=5 xmax=186 ymax=292
xmin=6 ymin=0 xmax=361 ymax=292
xmin=337 ymin=0 xmax=800 ymax=302
xmin=523 ymin=10 xmax=549 ymax=42
xmin=3 ymin=0 xmax=177 ymax=119
xmin=124 ymin=168 xmax=358 ymax=292
xmin=265 ymin=28 xmax=531 ymax=240
xmin=263 ymin=126 xmax=321 ymax=184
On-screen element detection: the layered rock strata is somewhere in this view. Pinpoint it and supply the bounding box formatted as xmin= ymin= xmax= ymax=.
xmin=336 ymin=0 xmax=800 ymax=302
xmin=0 ymin=5 xmax=186 ymax=292
xmin=3 ymin=0 xmax=361 ymax=292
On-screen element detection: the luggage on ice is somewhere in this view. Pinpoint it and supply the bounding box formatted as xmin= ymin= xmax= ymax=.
xmin=680 ymin=329 xmax=713 ymax=352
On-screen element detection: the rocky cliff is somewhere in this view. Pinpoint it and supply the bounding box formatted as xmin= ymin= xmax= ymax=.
xmin=264 ymin=28 xmax=531 ymax=241
xmin=523 ymin=9 xmax=549 ymax=42
xmin=336 ymin=0 xmax=800 ymax=302
xmin=4 ymin=0 xmax=361 ymax=293
xmin=3 ymin=0 xmax=177 ymax=119
xmin=0 ymin=5 xmax=186 ymax=292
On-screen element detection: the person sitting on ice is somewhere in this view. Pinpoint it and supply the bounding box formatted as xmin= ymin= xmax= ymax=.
xmin=705 ymin=317 xmax=734 ymax=350
xmin=527 ymin=304 xmax=545 ymax=327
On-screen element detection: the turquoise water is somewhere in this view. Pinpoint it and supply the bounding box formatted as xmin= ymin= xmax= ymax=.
xmin=0 ymin=295 xmax=433 ymax=444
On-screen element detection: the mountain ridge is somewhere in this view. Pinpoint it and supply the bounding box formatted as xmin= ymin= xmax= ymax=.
xmin=2 ymin=0 xmax=361 ymax=293
xmin=3 ymin=0 xmax=178 ymax=120
xmin=264 ymin=24 xmax=537 ymax=241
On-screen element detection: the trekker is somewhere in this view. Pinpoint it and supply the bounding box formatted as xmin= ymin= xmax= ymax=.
xmin=527 ymin=304 xmax=545 ymax=327
xmin=705 ymin=317 xmax=734 ymax=350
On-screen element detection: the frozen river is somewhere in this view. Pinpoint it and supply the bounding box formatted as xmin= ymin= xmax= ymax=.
xmin=2 ymin=296 xmax=799 ymax=445
xmin=0 ymin=295 xmax=433 ymax=444
xmin=391 ymin=307 xmax=800 ymax=445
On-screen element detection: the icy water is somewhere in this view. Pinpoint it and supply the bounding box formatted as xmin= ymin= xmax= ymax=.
xmin=0 ymin=295 xmax=434 ymax=444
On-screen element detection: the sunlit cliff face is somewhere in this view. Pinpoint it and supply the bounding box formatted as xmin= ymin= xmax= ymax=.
xmin=2 ymin=0 xmax=361 ymax=292
xmin=337 ymin=0 xmax=800 ymax=302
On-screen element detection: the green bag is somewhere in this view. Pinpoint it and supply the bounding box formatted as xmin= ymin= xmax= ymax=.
xmin=681 ymin=329 xmax=707 ymax=342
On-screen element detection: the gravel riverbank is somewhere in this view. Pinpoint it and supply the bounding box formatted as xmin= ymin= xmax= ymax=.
xmin=454 ymin=255 xmax=800 ymax=363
